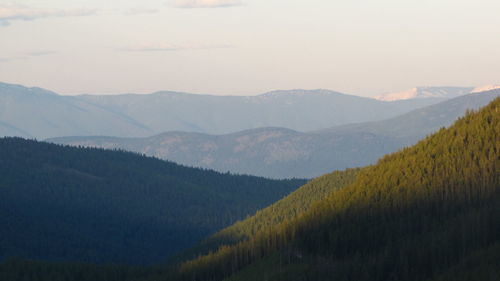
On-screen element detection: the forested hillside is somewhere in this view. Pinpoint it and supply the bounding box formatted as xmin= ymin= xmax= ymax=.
xmin=163 ymin=97 xmax=500 ymax=281
xmin=178 ymin=168 xmax=360 ymax=261
xmin=0 ymin=138 xmax=305 ymax=265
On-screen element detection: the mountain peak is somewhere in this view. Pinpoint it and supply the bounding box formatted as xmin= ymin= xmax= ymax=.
xmin=373 ymin=86 xmax=474 ymax=101
xmin=471 ymin=84 xmax=500 ymax=93
xmin=0 ymin=82 xmax=58 ymax=97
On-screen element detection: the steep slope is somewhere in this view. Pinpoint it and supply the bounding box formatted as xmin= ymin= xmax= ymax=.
xmin=50 ymin=89 xmax=500 ymax=178
xmin=0 ymin=138 xmax=305 ymax=265
xmin=164 ymin=97 xmax=499 ymax=281
xmin=0 ymin=82 xmax=446 ymax=139
xmin=177 ymin=169 xmax=360 ymax=261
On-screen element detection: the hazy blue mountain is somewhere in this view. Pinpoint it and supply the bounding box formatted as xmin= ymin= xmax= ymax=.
xmin=1 ymin=82 xmax=450 ymax=139
xmin=49 ymin=90 xmax=500 ymax=179
xmin=48 ymin=128 xmax=401 ymax=179
xmin=75 ymin=89 xmax=444 ymax=134
xmin=0 ymin=120 xmax=31 ymax=138
xmin=0 ymin=82 xmax=153 ymax=139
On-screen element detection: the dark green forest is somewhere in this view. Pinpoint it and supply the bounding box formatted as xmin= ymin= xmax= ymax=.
xmin=1 ymin=98 xmax=498 ymax=281
xmin=0 ymin=138 xmax=305 ymax=265
xmin=0 ymin=259 xmax=149 ymax=281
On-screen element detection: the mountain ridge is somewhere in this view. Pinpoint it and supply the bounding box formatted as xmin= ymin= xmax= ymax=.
xmin=1 ymin=81 xmax=464 ymax=138
xmin=49 ymin=89 xmax=500 ymax=179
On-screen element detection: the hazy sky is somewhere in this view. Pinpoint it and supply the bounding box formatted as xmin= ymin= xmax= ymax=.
xmin=1 ymin=0 xmax=499 ymax=96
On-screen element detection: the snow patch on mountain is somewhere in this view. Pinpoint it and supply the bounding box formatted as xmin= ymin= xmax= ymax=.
xmin=374 ymin=87 xmax=474 ymax=101
xmin=471 ymin=85 xmax=500 ymax=93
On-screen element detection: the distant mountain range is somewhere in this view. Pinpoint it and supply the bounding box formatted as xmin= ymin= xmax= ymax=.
xmin=1 ymin=82 xmax=459 ymax=139
xmin=49 ymin=89 xmax=500 ymax=179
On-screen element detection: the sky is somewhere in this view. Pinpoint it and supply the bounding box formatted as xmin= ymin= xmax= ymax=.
xmin=0 ymin=0 xmax=499 ymax=97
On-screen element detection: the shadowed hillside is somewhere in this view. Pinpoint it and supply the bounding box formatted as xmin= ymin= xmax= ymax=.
xmin=0 ymin=138 xmax=305 ymax=265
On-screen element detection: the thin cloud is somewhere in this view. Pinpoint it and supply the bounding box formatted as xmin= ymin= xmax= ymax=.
xmin=0 ymin=4 xmax=98 ymax=26
xmin=173 ymin=0 xmax=242 ymax=8
xmin=119 ymin=42 xmax=233 ymax=52
xmin=0 ymin=50 xmax=57 ymax=63
xmin=0 ymin=56 xmax=27 ymax=63
xmin=123 ymin=7 xmax=159 ymax=15
xmin=25 ymin=51 xmax=58 ymax=57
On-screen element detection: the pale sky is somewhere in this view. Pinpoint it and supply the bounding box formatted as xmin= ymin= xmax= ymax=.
xmin=0 ymin=0 xmax=499 ymax=97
